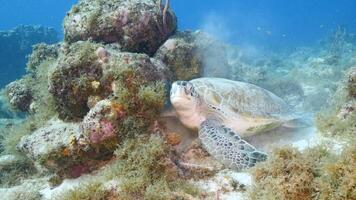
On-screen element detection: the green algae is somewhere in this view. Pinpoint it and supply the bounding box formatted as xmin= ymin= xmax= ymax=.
xmin=50 ymin=41 xmax=103 ymax=120
xmin=56 ymin=135 xmax=203 ymax=200
xmin=103 ymin=134 xmax=202 ymax=200
xmin=0 ymin=156 xmax=37 ymax=187
xmin=2 ymin=54 xmax=58 ymax=156
xmin=110 ymin=66 xmax=166 ymax=138
xmin=57 ymin=182 xmax=110 ymax=200
xmin=249 ymin=144 xmax=356 ymax=200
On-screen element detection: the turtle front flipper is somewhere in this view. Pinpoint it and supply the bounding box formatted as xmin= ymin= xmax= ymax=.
xmin=198 ymin=119 xmax=267 ymax=170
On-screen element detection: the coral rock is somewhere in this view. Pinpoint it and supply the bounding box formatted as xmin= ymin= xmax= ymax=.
xmin=81 ymin=100 xmax=120 ymax=146
xmin=17 ymin=119 xmax=85 ymax=166
xmin=49 ymin=41 xmax=108 ymax=120
xmin=155 ymin=31 xmax=203 ymax=80
xmin=63 ymin=0 xmax=177 ymax=56
xmin=155 ymin=31 xmax=231 ymax=80
xmin=49 ymin=41 xmax=170 ymax=121
xmin=5 ymin=77 xmax=33 ymax=112
xmin=337 ymin=103 xmax=355 ymax=120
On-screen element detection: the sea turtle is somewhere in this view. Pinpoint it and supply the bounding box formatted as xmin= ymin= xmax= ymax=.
xmin=170 ymin=77 xmax=300 ymax=170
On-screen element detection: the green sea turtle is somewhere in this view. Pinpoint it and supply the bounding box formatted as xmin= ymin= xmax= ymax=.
xmin=170 ymin=77 xmax=300 ymax=170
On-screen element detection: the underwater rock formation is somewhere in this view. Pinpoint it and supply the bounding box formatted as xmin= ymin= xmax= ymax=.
xmin=63 ymin=0 xmax=177 ymax=56
xmin=154 ymin=30 xmax=232 ymax=80
xmin=0 ymin=25 xmax=58 ymax=87
xmin=17 ymin=119 xmax=85 ymax=168
xmin=155 ymin=31 xmax=204 ymax=80
xmin=16 ymin=118 xmax=112 ymax=179
xmin=81 ymin=99 xmax=120 ymax=146
xmin=49 ymin=41 xmax=170 ymax=120
xmin=26 ymin=43 xmax=60 ymax=72
xmin=178 ymin=140 xmax=223 ymax=179
xmin=4 ymin=43 xmax=60 ymax=113
xmin=249 ymin=145 xmax=356 ymax=200
xmin=49 ymin=41 xmax=107 ymax=120
xmin=5 ymin=77 xmax=33 ymax=112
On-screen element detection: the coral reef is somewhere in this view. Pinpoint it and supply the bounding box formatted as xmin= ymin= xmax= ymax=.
xmin=0 ymin=25 xmax=58 ymax=87
xmin=1 ymin=0 xmax=356 ymax=199
xmin=1 ymin=42 xmax=59 ymax=158
xmin=63 ymin=0 xmax=177 ymax=56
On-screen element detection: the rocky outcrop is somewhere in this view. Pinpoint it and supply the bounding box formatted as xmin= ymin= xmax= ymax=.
xmin=63 ymin=0 xmax=177 ymax=56
xmin=16 ymin=118 xmax=111 ymax=178
xmin=155 ymin=31 xmax=231 ymax=80
xmin=5 ymin=76 xmax=33 ymax=112
xmin=155 ymin=31 xmax=203 ymax=80
xmin=49 ymin=41 xmax=170 ymax=121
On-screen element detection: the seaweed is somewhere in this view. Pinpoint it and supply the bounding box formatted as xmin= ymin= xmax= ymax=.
xmin=49 ymin=41 xmax=103 ymax=120
xmin=2 ymin=55 xmax=58 ymax=156
xmin=56 ymin=182 xmax=110 ymax=200
xmin=110 ymin=67 xmax=166 ymax=138
xmin=102 ymin=134 xmax=203 ymax=200
xmin=0 ymin=155 xmax=37 ymax=187
xmin=249 ymin=144 xmax=356 ymax=200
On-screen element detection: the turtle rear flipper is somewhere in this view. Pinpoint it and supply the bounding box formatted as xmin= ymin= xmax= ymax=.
xmin=199 ymin=119 xmax=267 ymax=170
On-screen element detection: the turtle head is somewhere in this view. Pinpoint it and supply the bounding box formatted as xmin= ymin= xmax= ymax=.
xmin=170 ymin=81 xmax=200 ymax=111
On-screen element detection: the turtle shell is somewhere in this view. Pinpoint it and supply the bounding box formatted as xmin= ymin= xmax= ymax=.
xmin=190 ymin=77 xmax=294 ymax=120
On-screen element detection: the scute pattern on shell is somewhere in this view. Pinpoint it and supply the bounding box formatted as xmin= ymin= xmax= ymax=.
xmin=191 ymin=78 xmax=293 ymax=119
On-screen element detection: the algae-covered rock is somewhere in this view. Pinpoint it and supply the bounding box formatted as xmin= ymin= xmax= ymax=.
xmin=4 ymin=42 xmax=60 ymax=113
xmin=26 ymin=43 xmax=60 ymax=72
xmin=49 ymin=41 xmax=108 ymax=120
xmin=5 ymin=76 xmax=34 ymax=112
xmin=178 ymin=140 xmax=223 ymax=179
xmin=17 ymin=119 xmax=85 ymax=164
xmin=155 ymin=31 xmax=231 ymax=80
xmin=63 ymin=0 xmax=177 ymax=55
xmin=155 ymin=31 xmax=203 ymax=80
xmin=49 ymin=41 xmax=170 ymax=121
xmin=16 ymin=118 xmax=115 ymax=179
xmin=81 ymin=99 xmax=120 ymax=147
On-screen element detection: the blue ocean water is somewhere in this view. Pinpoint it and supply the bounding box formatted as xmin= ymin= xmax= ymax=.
xmin=1 ymin=0 xmax=356 ymax=47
